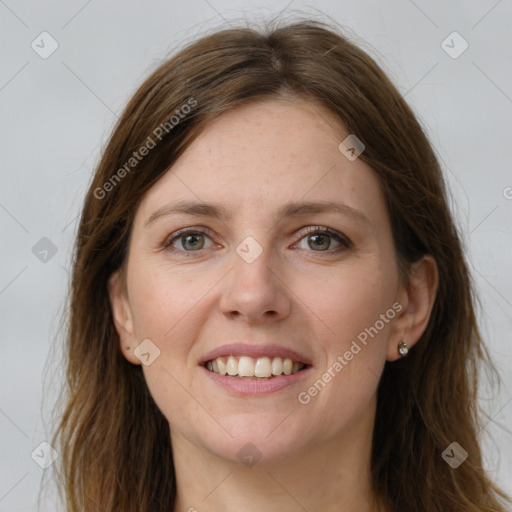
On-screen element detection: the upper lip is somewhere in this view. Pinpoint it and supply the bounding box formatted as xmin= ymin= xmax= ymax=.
xmin=199 ymin=343 xmax=313 ymax=366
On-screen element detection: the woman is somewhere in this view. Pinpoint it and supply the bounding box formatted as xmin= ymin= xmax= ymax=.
xmin=52 ymin=18 xmax=511 ymax=512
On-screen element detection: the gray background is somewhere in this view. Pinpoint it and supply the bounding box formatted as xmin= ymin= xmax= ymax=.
xmin=1 ymin=1 xmax=511 ymax=510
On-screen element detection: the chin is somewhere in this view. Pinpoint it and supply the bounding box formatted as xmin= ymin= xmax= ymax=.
xmin=197 ymin=419 xmax=310 ymax=467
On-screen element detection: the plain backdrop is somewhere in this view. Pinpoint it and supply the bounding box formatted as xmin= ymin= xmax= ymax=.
xmin=1 ymin=1 xmax=511 ymax=510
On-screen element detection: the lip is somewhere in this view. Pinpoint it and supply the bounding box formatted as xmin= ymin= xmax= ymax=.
xmin=199 ymin=343 xmax=313 ymax=396
xmin=200 ymin=364 xmax=312 ymax=395
xmin=199 ymin=343 xmax=313 ymax=366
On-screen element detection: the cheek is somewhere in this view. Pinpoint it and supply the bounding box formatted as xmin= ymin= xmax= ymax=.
xmin=126 ymin=264 xmax=215 ymax=432
xmin=304 ymin=255 xmax=398 ymax=350
xmin=294 ymin=255 xmax=398 ymax=420
xmin=127 ymin=259 xmax=217 ymax=342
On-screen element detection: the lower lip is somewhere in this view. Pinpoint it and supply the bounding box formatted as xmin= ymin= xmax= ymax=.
xmin=200 ymin=365 xmax=311 ymax=395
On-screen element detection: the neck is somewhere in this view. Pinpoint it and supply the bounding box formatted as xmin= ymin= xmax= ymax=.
xmin=171 ymin=403 xmax=385 ymax=512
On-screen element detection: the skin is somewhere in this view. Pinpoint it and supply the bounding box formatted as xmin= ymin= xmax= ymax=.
xmin=108 ymin=97 xmax=438 ymax=512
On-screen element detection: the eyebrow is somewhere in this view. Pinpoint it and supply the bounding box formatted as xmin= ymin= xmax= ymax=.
xmin=145 ymin=199 xmax=371 ymax=227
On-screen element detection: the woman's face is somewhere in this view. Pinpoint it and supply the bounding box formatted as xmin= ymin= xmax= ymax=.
xmin=109 ymin=98 xmax=411 ymax=465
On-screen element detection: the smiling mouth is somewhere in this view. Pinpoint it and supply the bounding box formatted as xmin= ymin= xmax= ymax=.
xmin=204 ymin=355 xmax=308 ymax=379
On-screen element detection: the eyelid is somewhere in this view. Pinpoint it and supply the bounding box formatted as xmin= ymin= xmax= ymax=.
xmin=162 ymin=225 xmax=352 ymax=253
xmin=162 ymin=226 xmax=217 ymax=249
xmin=296 ymin=225 xmax=352 ymax=249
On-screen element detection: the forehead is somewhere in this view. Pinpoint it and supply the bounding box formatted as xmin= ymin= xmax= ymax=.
xmin=136 ymin=98 xmax=387 ymax=228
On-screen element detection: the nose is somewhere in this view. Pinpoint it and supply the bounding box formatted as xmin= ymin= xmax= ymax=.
xmin=219 ymin=242 xmax=292 ymax=324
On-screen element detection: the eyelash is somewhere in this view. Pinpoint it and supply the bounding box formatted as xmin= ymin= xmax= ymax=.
xmin=162 ymin=226 xmax=352 ymax=256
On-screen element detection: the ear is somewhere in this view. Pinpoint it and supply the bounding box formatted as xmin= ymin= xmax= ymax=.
xmin=386 ymin=255 xmax=439 ymax=361
xmin=107 ymin=270 xmax=141 ymax=365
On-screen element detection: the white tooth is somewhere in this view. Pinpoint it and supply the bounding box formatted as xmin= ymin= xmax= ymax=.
xmin=212 ymin=360 xmax=218 ymax=373
xmin=216 ymin=357 xmax=227 ymax=375
xmin=271 ymin=357 xmax=283 ymax=375
xmin=226 ymin=355 xmax=238 ymax=376
xmin=283 ymin=358 xmax=293 ymax=375
xmin=292 ymin=361 xmax=300 ymax=374
xmin=238 ymin=356 xmax=255 ymax=377
xmin=207 ymin=361 xmax=213 ymax=371
xmin=254 ymin=357 xmax=272 ymax=378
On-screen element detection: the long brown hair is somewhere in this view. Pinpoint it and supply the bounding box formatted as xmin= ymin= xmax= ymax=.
xmin=51 ymin=18 xmax=511 ymax=511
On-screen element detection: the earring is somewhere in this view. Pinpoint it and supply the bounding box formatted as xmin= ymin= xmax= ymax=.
xmin=397 ymin=341 xmax=409 ymax=357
